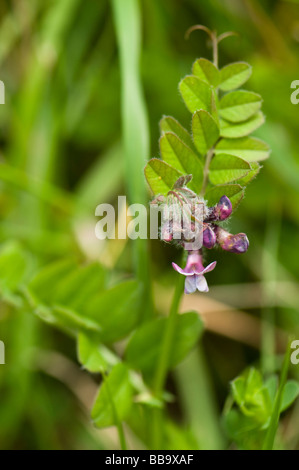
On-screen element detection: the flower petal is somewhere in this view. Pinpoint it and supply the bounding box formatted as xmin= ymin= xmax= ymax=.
xmin=172 ymin=262 xmax=194 ymax=276
xmin=185 ymin=275 xmax=197 ymax=294
xmin=196 ymin=275 xmax=209 ymax=292
xmin=194 ymin=261 xmax=217 ymax=275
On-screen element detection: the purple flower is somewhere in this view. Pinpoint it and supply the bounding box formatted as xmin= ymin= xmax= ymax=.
xmin=215 ymin=227 xmax=249 ymax=254
xmin=172 ymin=251 xmax=216 ymax=294
xmin=203 ymin=225 xmax=217 ymax=249
xmin=208 ymin=195 xmax=232 ymax=222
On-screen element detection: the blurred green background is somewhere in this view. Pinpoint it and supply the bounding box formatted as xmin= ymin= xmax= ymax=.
xmin=0 ymin=0 xmax=299 ymax=450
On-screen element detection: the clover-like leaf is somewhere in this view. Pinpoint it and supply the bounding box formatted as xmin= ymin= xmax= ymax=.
xmin=215 ymin=136 xmax=270 ymax=162
xmin=219 ymin=62 xmax=252 ymax=92
xmin=145 ymin=158 xmax=182 ymax=196
xmin=179 ymin=76 xmax=213 ymax=113
xmin=192 ymin=110 xmax=220 ymax=156
xmin=237 ymin=162 xmax=260 ymax=186
xmin=192 ymin=58 xmax=220 ymax=87
xmin=160 ymin=116 xmax=195 ymax=151
xmin=160 ymin=132 xmax=203 ymax=192
xmin=220 ymin=91 xmax=262 ymax=123
xmin=220 ymin=112 xmax=265 ymax=138
xmin=209 ymin=154 xmax=251 ymax=185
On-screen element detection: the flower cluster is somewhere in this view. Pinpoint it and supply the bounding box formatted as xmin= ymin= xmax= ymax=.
xmin=152 ymin=178 xmax=249 ymax=294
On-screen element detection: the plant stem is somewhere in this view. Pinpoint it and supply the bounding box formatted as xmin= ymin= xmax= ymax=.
xmin=263 ymin=340 xmax=292 ymax=450
xmin=154 ymin=270 xmax=186 ymax=394
xmin=261 ymin=205 xmax=281 ymax=375
xmin=151 ymin=252 xmax=186 ymax=448
xmin=212 ymin=31 xmax=218 ymax=67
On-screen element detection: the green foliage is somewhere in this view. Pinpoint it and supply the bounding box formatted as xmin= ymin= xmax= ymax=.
xmin=125 ymin=312 xmax=204 ymax=374
xmin=223 ymin=367 xmax=299 ymax=450
xmin=145 ymin=51 xmax=267 ymax=209
xmin=91 ymin=364 xmax=133 ymax=428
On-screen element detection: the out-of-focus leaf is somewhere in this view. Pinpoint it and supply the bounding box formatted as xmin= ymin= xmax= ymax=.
xmin=209 ymin=154 xmax=251 ymax=185
xmin=219 ymin=62 xmax=252 ymax=92
xmin=179 ymin=76 xmax=213 ymax=113
xmin=160 ymin=116 xmax=195 ymax=151
xmin=205 ymin=184 xmax=244 ymax=209
xmin=280 ymin=380 xmax=299 ymax=412
xmin=192 ymin=58 xmax=219 ymax=87
xmin=125 ymin=312 xmax=204 ymax=374
xmin=144 ymin=158 xmax=181 ymax=195
xmin=84 ymin=280 xmax=142 ymax=343
xmin=159 ymin=133 xmax=203 ymax=192
xmin=215 ymin=136 xmax=270 ymax=162
xmin=219 ymin=91 xmax=262 ymax=123
xmin=220 ymin=112 xmax=265 ymax=138
xmin=92 ymin=363 xmax=133 ymax=428
xmin=192 ymin=110 xmax=219 ymax=156
xmin=77 ymin=332 xmax=119 ymax=373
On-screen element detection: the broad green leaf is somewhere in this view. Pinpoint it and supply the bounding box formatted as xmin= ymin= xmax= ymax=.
xmin=220 ymin=91 xmax=262 ymax=123
xmin=160 ymin=132 xmax=203 ymax=192
xmin=0 ymin=242 xmax=33 ymax=294
xmin=28 ymin=260 xmax=106 ymax=308
xmin=209 ymin=154 xmax=251 ymax=185
xmin=205 ymin=184 xmax=244 ymax=209
xmin=280 ymin=380 xmax=299 ymax=412
xmin=179 ymin=76 xmax=213 ymax=113
xmin=237 ymin=162 xmax=260 ymax=186
xmin=85 ymin=280 xmax=142 ymax=343
xmin=192 ymin=58 xmax=219 ymax=87
xmin=220 ymin=112 xmax=265 ymax=138
xmin=77 ymin=332 xmax=119 ymax=373
xmin=125 ymin=312 xmax=204 ymax=374
xmin=145 ymin=158 xmax=181 ymax=196
xmin=92 ymin=363 xmax=133 ymax=428
xmin=215 ymin=136 xmax=270 ymax=162
xmin=192 ymin=110 xmax=220 ymax=156
xmin=160 ymin=116 xmax=195 ymax=151
xmin=219 ymin=62 xmax=252 ymax=92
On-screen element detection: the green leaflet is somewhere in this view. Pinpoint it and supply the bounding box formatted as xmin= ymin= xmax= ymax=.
xmin=219 ymin=91 xmax=262 ymax=123
xmin=77 ymin=332 xmax=119 ymax=374
xmin=192 ymin=110 xmax=220 ymax=156
xmin=205 ymin=184 xmax=244 ymax=209
xmin=92 ymin=363 xmax=133 ymax=428
xmin=144 ymin=158 xmax=182 ymax=195
xmin=219 ymin=62 xmax=252 ymax=92
xmin=179 ymin=75 xmax=213 ymax=114
xmin=215 ymin=136 xmax=270 ymax=162
xmin=160 ymin=116 xmax=196 ymax=151
xmin=237 ymin=162 xmax=260 ymax=186
xmin=125 ymin=312 xmax=204 ymax=374
xmin=209 ymin=154 xmax=251 ymax=185
xmin=220 ymin=112 xmax=265 ymax=138
xmin=160 ymin=132 xmax=203 ymax=192
xmin=192 ymin=58 xmax=220 ymax=87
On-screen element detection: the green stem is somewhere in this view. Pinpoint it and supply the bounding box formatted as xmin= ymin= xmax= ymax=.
xmin=263 ymin=341 xmax=292 ymax=450
xmin=102 ymin=372 xmax=127 ymax=450
xmin=151 ymin=252 xmax=186 ymax=448
xmin=261 ymin=206 xmax=281 ymax=375
xmin=154 ymin=270 xmax=185 ymax=394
